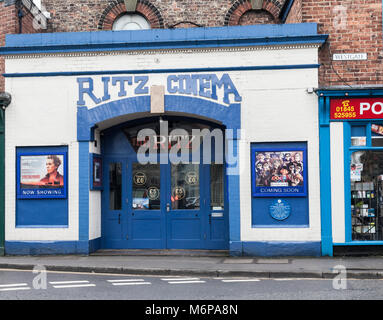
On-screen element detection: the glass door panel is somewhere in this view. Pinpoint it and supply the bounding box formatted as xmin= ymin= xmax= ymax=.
xmin=171 ymin=163 xmax=200 ymax=210
xmin=132 ymin=163 xmax=160 ymax=210
xmin=128 ymin=162 xmax=164 ymax=248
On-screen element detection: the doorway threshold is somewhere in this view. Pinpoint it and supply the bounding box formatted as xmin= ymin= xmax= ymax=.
xmin=90 ymin=249 xmax=229 ymax=257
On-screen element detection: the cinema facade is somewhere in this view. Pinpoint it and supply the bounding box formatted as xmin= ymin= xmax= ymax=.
xmin=0 ymin=23 xmax=329 ymax=256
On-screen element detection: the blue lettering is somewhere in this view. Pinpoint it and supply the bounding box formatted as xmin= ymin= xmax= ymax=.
xmin=198 ymin=75 xmax=212 ymax=99
xmin=134 ymin=76 xmax=149 ymax=94
xmin=101 ymin=77 xmax=111 ymax=101
xmin=167 ymin=75 xmax=178 ymax=93
xmin=77 ymin=74 xmax=242 ymax=106
xmin=212 ymin=74 xmax=242 ymax=105
xmin=186 ymin=75 xmax=198 ymax=96
xmin=112 ymin=76 xmax=133 ymax=97
xmin=77 ymin=77 xmax=102 ymax=106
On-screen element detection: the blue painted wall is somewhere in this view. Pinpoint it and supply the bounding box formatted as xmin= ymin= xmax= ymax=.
xmin=16 ymin=146 xmax=68 ymax=227
xmin=0 ymin=23 xmax=327 ymax=55
xmin=251 ymin=142 xmax=309 ymax=228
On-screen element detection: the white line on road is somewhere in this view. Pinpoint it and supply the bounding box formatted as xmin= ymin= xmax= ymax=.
xmin=167 ymin=280 xmax=206 ymax=284
xmin=0 ymin=283 xmax=29 ymax=288
xmin=49 ymin=280 xmax=90 ymax=285
xmin=111 ymin=282 xmax=151 ymax=286
xmin=107 ymin=279 xmax=145 ymax=283
xmin=161 ymin=278 xmax=200 ymax=281
xmin=272 ymin=278 xmax=324 ymax=281
xmin=0 ymin=287 xmax=31 ymax=292
xmin=221 ymin=279 xmax=260 ymax=283
xmin=52 ymin=284 xmax=96 ymax=289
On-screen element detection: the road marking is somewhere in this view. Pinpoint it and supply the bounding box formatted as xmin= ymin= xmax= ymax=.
xmin=49 ymin=280 xmax=90 ymax=285
xmin=107 ymin=279 xmax=145 ymax=283
xmin=52 ymin=284 xmax=96 ymax=289
xmin=49 ymin=280 xmax=96 ymax=288
xmin=221 ymin=279 xmax=260 ymax=283
xmin=107 ymin=279 xmax=151 ymax=285
xmin=161 ymin=278 xmax=200 ymax=281
xmin=0 ymin=283 xmax=29 ymax=288
xmin=0 ymin=283 xmax=31 ymax=291
xmin=167 ymin=280 xmax=206 ymax=284
xmin=272 ymin=278 xmax=324 ymax=281
xmin=0 ymin=286 xmax=31 ymax=291
xmin=111 ymin=282 xmax=151 ymax=286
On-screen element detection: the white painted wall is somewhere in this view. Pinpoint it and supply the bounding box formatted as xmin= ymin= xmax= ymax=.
xmin=89 ymin=130 xmax=101 ymax=240
xmin=5 ymin=77 xmax=79 ymax=241
xmin=330 ymin=122 xmax=345 ymax=243
xmin=238 ymin=69 xmax=321 ymax=242
xmin=4 ymin=44 xmax=322 ymax=244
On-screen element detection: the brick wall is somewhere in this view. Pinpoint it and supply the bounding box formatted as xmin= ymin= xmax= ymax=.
xmin=0 ymin=0 xmax=45 ymax=92
xmin=299 ymin=0 xmax=383 ymax=88
xmin=43 ymin=0 xmax=288 ymax=31
xmin=3 ymin=0 xmax=382 ymax=90
xmin=239 ymin=9 xmax=276 ymax=25
xmin=44 ymin=0 xmax=238 ymax=31
xmin=284 ymin=0 xmax=301 ymax=23
xmin=0 ymin=1 xmax=17 ymax=92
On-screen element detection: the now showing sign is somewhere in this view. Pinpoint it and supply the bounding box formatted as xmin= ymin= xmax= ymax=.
xmin=330 ymin=98 xmax=383 ymax=120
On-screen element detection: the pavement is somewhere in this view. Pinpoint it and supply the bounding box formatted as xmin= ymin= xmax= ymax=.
xmin=1 ymin=250 xmax=383 ymax=279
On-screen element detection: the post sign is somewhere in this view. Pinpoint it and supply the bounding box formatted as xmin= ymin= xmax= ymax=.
xmin=330 ymin=98 xmax=383 ymax=120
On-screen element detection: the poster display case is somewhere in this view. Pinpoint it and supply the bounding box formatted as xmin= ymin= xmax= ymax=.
xmin=17 ymin=152 xmax=67 ymax=199
xmin=251 ymin=147 xmax=307 ymax=197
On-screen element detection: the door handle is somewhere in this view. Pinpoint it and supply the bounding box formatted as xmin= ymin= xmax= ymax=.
xmin=166 ymin=203 xmax=170 ymax=212
xmin=118 ymin=213 xmax=121 ymax=224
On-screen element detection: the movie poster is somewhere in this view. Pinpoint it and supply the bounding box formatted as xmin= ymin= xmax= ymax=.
xmin=92 ymin=154 xmax=103 ymax=189
xmin=18 ymin=153 xmax=67 ymax=199
xmin=252 ymin=149 xmax=306 ymax=197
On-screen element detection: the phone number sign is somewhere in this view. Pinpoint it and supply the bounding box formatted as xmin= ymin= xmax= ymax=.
xmin=330 ymin=98 xmax=383 ymax=120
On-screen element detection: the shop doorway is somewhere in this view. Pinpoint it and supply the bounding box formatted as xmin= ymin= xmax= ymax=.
xmin=101 ymin=116 xmax=229 ymax=250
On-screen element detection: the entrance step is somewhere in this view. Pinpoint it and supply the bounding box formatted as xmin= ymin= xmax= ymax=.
xmin=90 ymin=249 xmax=229 ymax=257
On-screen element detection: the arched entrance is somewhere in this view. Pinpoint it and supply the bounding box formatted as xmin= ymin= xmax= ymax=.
xmin=101 ymin=116 xmax=228 ymax=249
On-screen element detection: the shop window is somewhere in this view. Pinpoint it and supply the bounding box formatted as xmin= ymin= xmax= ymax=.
xmin=371 ymin=124 xmax=383 ymax=147
xmin=350 ymin=151 xmax=383 ymax=240
xmin=350 ymin=123 xmax=383 ymax=240
xmin=351 ymin=125 xmax=366 ymax=146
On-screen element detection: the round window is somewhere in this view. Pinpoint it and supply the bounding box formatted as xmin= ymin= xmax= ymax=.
xmin=112 ymin=14 xmax=151 ymax=30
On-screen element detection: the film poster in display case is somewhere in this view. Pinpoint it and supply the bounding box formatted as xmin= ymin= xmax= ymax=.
xmin=17 ymin=152 xmax=67 ymax=199
xmin=251 ymin=148 xmax=307 ymax=197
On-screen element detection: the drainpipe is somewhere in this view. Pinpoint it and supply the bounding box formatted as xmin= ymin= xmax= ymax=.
xmin=0 ymin=92 xmax=12 ymax=256
xmin=16 ymin=0 xmax=24 ymax=34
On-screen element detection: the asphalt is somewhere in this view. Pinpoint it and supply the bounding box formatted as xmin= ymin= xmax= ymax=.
xmin=1 ymin=250 xmax=383 ymax=279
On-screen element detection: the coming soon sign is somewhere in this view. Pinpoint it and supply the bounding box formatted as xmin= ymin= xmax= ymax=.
xmin=330 ymin=98 xmax=383 ymax=120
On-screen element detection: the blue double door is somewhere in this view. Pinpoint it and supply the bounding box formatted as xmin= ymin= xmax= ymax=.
xmin=101 ymin=119 xmax=228 ymax=250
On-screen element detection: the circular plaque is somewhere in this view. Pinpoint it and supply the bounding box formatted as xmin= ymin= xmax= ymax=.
xmin=269 ymin=199 xmax=291 ymax=221
xmin=185 ymin=171 xmax=198 ymax=185
xmin=147 ymin=186 xmax=160 ymax=200
xmin=172 ymin=186 xmax=186 ymax=200
xmin=133 ymin=172 xmax=147 ymax=185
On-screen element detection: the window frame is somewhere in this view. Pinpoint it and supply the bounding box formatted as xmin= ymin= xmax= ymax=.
xmin=112 ymin=13 xmax=151 ymax=31
xmin=345 ymin=121 xmax=383 ymax=243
